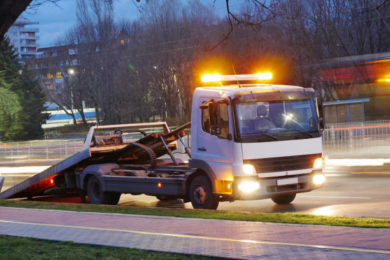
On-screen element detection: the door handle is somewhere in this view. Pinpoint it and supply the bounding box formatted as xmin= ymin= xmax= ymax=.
xmin=198 ymin=147 xmax=207 ymax=151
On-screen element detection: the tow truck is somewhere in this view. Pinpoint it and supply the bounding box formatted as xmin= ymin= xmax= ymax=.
xmin=0 ymin=73 xmax=325 ymax=209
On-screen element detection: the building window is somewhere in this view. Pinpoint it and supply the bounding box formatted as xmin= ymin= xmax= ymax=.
xmin=68 ymin=48 xmax=77 ymax=55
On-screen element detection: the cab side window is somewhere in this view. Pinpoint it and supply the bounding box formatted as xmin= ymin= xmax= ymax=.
xmin=201 ymin=101 xmax=229 ymax=139
xmin=201 ymin=106 xmax=211 ymax=134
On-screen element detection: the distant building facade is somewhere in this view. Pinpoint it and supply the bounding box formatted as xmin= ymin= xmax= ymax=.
xmin=33 ymin=45 xmax=79 ymax=90
xmin=319 ymin=52 xmax=390 ymax=125
xmin=42 ymin=108 xmax=97 ymax=129
xmin=31 ymin=45 xmax=99 ymax=129
xmin=5 ymin=17 xmax=39 ymax=63
xmin=28 ymin=33 xmax=130 ymax=128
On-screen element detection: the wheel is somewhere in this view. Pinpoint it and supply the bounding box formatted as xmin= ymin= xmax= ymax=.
xmin=189 ymin=176 xmax=219 ymax=210
xmin=271 ymin=193 xmax=296 ymax=205
xmin=156 ymin=195 xmax=177 ymax=201
xmin=87 ymin=176 xmax=121 ymax=205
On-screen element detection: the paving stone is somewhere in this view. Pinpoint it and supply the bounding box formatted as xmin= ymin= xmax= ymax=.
xmin=0 ymin=207 xmax=389 ymax=259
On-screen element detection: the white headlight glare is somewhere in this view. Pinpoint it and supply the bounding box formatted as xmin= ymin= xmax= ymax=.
xmin=242 ymin=164 xmax=256 ymax=175
xmin=238 ymin=181 xmax=260 ymax=193
xmin=313 ymin=157 xmax=324 ymax=169
xmin=312 ymin=173 xmax=326 ymax=186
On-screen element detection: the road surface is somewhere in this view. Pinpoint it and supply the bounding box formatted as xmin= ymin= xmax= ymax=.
xmin=116 ymin=171 xmax=390 ymax=218
xmin=1 ymin=164 xmax=390 ymax=218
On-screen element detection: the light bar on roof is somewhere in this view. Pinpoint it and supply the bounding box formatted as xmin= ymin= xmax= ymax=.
xmin=201 ymin=73 xmax=222 ymax=82
xmin=201 ymin=73 xmax=273 ymax=83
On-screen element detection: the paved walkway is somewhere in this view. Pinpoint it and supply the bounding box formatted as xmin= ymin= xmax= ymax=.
xmin=0 ymin=207 xmax=390 ymax=259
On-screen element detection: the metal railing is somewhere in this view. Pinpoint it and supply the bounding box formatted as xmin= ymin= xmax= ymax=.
xmin=3 ymin=120 xmax=389 ymax=164
xmin=0 ymin=139 xmax=84 ymax=163
xmin=0 ymin=134 xmax=192 ymax=164
xmin=322 ymin=120 xmax=390 ymax=158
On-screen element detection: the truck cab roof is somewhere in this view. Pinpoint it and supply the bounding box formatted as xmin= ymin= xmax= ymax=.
xmin=194 ymin=84 xmax=313 ymax=100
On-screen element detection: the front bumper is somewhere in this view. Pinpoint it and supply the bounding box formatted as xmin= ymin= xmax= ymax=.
xmin=229 ymin=171 xmax=324 ymax=200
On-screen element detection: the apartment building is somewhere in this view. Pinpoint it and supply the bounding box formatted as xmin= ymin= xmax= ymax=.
xmin=6 ymin=17 xmax=39 ymax=63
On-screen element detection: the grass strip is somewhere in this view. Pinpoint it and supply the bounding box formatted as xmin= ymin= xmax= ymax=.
xmin=0 ymin=200 xmax=389 ymax=228
xmin=0 ymin=235 xmax=220 ymax=260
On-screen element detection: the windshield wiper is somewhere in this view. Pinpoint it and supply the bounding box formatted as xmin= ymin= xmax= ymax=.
xmin=243 ymin=132 xmax=279 ymax=141
xmin=286 ymin=129 xmax=316 ymax=138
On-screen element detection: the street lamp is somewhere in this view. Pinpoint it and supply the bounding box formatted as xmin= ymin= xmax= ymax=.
xmin=68 ymin=68 xmax=75 ymax=76
xmin=67 ymin=68 xmax=75 ymax=109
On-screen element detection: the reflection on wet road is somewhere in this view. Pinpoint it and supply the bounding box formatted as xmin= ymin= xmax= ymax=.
xmin=10 ymin=164 xmax=390 ymax=218
xmin=118 ymin=169 xmax=390 ymax=218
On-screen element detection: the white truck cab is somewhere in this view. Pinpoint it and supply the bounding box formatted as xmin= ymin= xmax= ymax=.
xmin=189 ymin=74 xmax=325 ymax=207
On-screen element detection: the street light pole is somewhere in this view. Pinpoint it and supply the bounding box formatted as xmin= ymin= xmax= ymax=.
xmin=67 ymin=68 xmax=75 ymax=110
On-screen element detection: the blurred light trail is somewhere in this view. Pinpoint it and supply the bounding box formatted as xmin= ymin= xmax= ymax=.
xmin=325 ymin=158 xmax=390 ymax=166
xmin=0 ymin=166 xmax=50 ymax=175
xmin=333 ymin=123 xmax=390 ymax=130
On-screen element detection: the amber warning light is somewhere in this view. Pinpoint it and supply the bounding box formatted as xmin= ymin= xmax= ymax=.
xmin=201 ymin=73 xmax=273 ymax=83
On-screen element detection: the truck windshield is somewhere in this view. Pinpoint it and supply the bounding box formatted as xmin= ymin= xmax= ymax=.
xmin=235 ymin=99 xmax=320 ymax=142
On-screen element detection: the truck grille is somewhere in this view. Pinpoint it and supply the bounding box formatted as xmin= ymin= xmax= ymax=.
xmin=244 ymin=153 xmax=321 ymax=173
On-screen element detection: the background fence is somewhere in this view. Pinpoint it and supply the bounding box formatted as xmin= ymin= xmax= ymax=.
xmin=1 ymin=121 xmax=390 ymax=164
xmin=0 ymin=139 xmax=84 ymax=164
xmin=322 ymin=120 xmax=390 ymax=158
xmin=0 ymin=135 xmax=192 ymax=164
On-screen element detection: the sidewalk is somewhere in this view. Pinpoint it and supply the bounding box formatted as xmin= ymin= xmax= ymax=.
xmin=0 ymin=207 xmax=389 ymax=259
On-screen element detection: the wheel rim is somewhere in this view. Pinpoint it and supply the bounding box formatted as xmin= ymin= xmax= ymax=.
xmin=194 ymin=186 xmax=206 ymax=205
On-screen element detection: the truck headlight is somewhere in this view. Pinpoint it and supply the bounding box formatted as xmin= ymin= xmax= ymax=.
xmin=242 ymin=164 xmax=256 ymax=175
xmin=312 ymin=173 xmax=326 ymax=186
xmin=313 ymin=157 xmax=324 ymax=169
xmin=238 ymin=181 xmax=260 ymax=193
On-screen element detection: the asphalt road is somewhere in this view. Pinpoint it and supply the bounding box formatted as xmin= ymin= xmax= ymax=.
xmin=1 ymin=164 xmax=390 ymax=218
xmin=117 ymin=165 xmax=390 ymax=218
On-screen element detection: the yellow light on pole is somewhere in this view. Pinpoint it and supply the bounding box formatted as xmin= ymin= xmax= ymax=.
xmin=201 ymin=73 xmax=222 ymax=82
xmin=256 ymin=72 xmax=272 ymax=81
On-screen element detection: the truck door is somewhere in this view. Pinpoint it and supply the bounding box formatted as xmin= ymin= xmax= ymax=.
xmin=195 ymin=99 xmax=234 ymax=179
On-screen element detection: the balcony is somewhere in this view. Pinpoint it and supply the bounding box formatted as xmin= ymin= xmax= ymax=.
xmin=21 ymin=51 xmax=38 ymax=56
xmin=20 ymin=28 xmax=39 ymax=33
xmin=20 ymin=42 xmax=37 ymax=47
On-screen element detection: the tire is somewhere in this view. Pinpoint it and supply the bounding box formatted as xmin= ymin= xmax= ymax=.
xmin=104 ymin=192 xmax=121 ymax=205
xmin=271 ymin=193 xmax=296 ymax=205
xmin=189 ymin=176 xmax=219 ymax=210
xmin=87 ymin=176 xmax=121 ymax=205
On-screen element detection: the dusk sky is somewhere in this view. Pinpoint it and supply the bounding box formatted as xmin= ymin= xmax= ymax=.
xmin=20 ymin=0 xmax=235 ymax=48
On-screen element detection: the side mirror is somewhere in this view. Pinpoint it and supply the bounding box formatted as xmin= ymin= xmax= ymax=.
xmin=319 ymin=117 xmax=324 ymax=131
